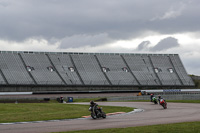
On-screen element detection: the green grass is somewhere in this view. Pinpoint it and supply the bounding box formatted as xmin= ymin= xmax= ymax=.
xmin=0 ymin=103 xmax=133 ymax=123
xmin=55 ymin=121 xmax=200 ymax=133
xmin=1 ymin=98 xmax=199 ymax=123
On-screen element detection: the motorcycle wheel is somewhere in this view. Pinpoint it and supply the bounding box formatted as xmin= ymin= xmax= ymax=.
xmin=162 ymin=104 xmax=165 ymax=109
xmin=164 ymin=103 xmax=167 ymax=109
xmin=102 ymin=112 xmax=106 ymax=119
xmin=91 ymin=113 xmax=96 ymax=119
xmin=96 ymin=110 xmax=101 ymax=118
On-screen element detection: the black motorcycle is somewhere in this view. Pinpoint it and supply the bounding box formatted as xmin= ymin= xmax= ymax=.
xmin=89 ymin=105 xmax=106 ymax=119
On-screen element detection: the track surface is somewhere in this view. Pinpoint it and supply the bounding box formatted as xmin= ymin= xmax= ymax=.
xmin=0 ymin=102 xmax=200 ymax=133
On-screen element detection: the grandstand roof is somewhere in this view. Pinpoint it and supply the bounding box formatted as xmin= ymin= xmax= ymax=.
xmin=0 ymin=50 xmax=178 ymax=56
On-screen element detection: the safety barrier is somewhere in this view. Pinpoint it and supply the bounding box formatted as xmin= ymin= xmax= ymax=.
xmin=141 ymin=89 xmax=200 ymax=95
xmin=107 ymin=94 xmax=200 ymax=101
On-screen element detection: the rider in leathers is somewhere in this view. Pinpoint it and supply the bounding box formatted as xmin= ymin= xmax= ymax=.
xmin=158 ymin=95 xmax=166 ymax=105
xmin=90 ymin=101 xmax=102 ymax=114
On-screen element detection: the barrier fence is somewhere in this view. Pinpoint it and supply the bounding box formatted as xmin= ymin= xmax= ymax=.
xmin=107 ymin=94 xmax=200 ymax=101
xmin=141 ymin=89 xmax=200 ymax=95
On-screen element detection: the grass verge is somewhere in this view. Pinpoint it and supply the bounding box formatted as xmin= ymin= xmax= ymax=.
xmin=0 ymin=103 xmax=133 ymax=123
xmin=55 ymin=121 xmax=200 ymax=133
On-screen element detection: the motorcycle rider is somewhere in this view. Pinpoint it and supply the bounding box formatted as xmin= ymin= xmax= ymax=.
xmin=150 ymin=93 xmax=154 ymax=102
xmin=89 ymin=101 xmax=106 ymax=119
xmin=158 ymin=95 xmax=166 ymax=104
xmin=158 ymin=95 xmax=167 ymax=109
xmin=90 ymin=100 xmax=97 ymax=107
xmin=60 ymin=96 xmax=64 ymax=103
xmin=90 ymin=101 xmax=102 ymax=113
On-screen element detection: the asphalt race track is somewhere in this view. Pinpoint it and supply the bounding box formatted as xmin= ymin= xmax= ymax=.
xmin=0 ymin=102 xmax=200 ymax=133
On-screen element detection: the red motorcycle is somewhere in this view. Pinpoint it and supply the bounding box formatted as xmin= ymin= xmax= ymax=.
xmin=159 ymin=99 xmax=167 ymax=109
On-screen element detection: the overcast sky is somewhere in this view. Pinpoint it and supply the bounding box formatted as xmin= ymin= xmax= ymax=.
xmin=0 ymin=0 xmax=200 ymax=75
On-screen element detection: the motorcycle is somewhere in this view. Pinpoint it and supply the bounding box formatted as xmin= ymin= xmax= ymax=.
xmin=152 ymin=97 xmax=158 ymax=104
xmin=159 ymin=99 xmax=167 ymax=109
xmin=89 ymin=105 xmax=106 ymax=119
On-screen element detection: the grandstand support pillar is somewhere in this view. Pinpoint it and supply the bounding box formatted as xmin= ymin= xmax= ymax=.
xmin=45 ymin=54 xmax=67 ymax=85
xmin=18 ymin=53 xmax=37 ymax=85
xmin=148 ymin=56 xmax=162 ymax=86
xmin=120 ymin=55 xmax=141 ymax=86
xmin=94 ymin=55 xmax=112 ymax=85
xmin=168 ymin=56 xmax=184 ymax=86
xmin=0 ymin=68 xmax=9 ymax=84
xmin=69 ymin=54 xmax=85 ymax=85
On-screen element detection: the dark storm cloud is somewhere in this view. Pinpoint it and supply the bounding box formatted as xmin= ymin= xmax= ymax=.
xmin=137 ymin=41 xmax=151 ymax=50
xmin=136 ymin=37 xmax=180 ymax=51
xmin=0 ymin=0 xmax=200 ymax=48
xmin=150 ymin=37 xmax=180 ymax=51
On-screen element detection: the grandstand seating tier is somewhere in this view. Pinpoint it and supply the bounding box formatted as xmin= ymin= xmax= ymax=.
xmin=0 ymin=52 xmax=194 ymax=89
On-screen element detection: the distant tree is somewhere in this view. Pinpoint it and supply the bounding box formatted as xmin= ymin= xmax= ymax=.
xmin=190 ymin=75 xmax=200 ymax=88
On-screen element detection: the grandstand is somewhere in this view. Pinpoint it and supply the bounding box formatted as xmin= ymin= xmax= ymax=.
xmin=0 ymin=51 xmax=195 ymax=92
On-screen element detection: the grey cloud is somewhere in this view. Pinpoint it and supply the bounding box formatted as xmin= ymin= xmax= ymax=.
xmin=180 ymin=54 xmax=200 ymax=75
xmin=136 ymin=37 xmax=180 ymax=51
xmin=0 ymin=0 xmax=200 ymax=48
xmin=59 ymin=33 xmax=113 ymax=49
xmin=0 ymin=1 xmax=9 ymax=7
xmin=150 ymin=37 xmax=180 ymax=51
xmin=150 ymin=2 xmax=186 ymax=21
xmin=137 ymin=41 xmax=151 ymax=50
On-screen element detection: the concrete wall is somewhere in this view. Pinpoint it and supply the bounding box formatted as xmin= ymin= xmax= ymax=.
xmin=0 ymin=86 xmax=139 ymax=92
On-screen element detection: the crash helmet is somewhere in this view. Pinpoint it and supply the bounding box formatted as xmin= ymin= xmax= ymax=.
xmin=158 ymin=95 xmax=161 ymax=99
xmin=90 ymin=100 xmax=94 ymax=104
